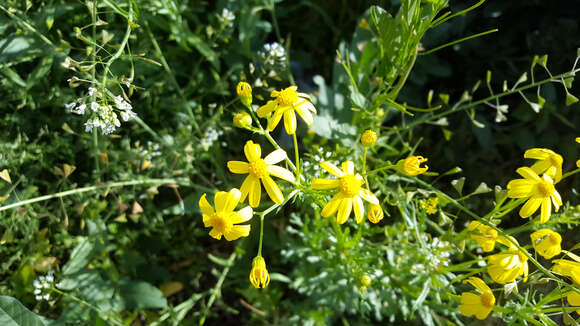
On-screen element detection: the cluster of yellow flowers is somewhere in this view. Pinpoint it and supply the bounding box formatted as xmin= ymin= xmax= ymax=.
xmin=459 ymin=147 xmax=579 ymax=320
xmin=198 ymin=82 xmax=432 ymax=289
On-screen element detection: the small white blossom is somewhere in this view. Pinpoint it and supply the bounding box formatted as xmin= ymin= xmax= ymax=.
xmin=91 ymin=102 xmax=99 ymax=112
xmin=88 ymin=87 xmax=97 ymax=96
xmin=260 ymin=42 xmax=286 ymax=67
xmin=65 ymin=102 xmax=76 ymax=111
xmin=218 ymin=8 xmax=235 ymax=28
xmin=33 ymin=272 xmax=55 ymax=302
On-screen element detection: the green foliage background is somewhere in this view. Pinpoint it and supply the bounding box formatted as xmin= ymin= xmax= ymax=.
xmin=0 ymin=0 xmax=579 ymax=325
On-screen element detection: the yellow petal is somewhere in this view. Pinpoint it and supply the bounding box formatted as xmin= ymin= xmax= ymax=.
xmin=337 ymin=197 xmax=352 ymax=224
xmin=341 ymin=161 xmax=355 ymax=175
xmin=463 ymin=277 xmax=491 ymax=293
xmin=209 ymin=228 xmax=222 ymax=240
xmin=359 ymin=189 xmax=380 ymax=205
xmin=524 ymin=148 xmax=553 ymax=160
xmin=262 ymin=175 xmax=283 ymax=204
xmin=295 ymin=102 xmax=314 ymax=125
xmin=224 ymin=225 xmax=250 ymax=241
xmin=267 ymin=109 xmax=284 ymax=132
xmin=199 ymin=194 xmax=215 ymax=216
xmin=540 ymin=197 xmax=551 ymax=224
xmin=458 ymin=293 xmax=482 ymax=317
xmin=227 ymin=161 xmax=249 ymax=174
xmin=475 ymin=306 xmax=493 ymax=320
xmin=321 ymin=193 xmax=343 ymax=218
xmin=516 ymin=167 xmax=541 ymax=181
xmin=213 ymin=191 xmax=230 ymax=213
xmin=506 ymin=179 xmax=535 ymax=197
xmin=231 ymin=206 xmax=253 ymax=224
xmin=224 ymin=188 xmax=242 ymax=213
xmin=283 ymin=109 xmax=297 ymax=135
xmin=240 ymin=175 xmax=255 ymax=202
xmin=244 ymin=140 xmax=261 ymax=162
xmin=248 ymin=177 xmax=261 ymax=208
xmin=320 ymin=161 xmax=344 ymax=177
xmin=519 ymin=197 xmax=542 ymax=218
xmin=267 ymin=165 xmax=296 ymax=182
xmin=353 ymin=196 xmax=364 ymax=224
xmin=311 ymin=178 xmax=339 ymax=190
xmin=257 ymin=100 xmax=277 ymax=117
xmin=568 ymin=292 xmax=580 ymax=306
xmin=264 ymin=149 xmax=287 ymax=165
xmin=530 ymin=160 xmax=552 ymax=175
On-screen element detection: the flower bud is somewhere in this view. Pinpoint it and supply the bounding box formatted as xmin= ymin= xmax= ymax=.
xmin=360 ymin=274 xmax=372 ymax=287
xmin=236 ymin=82 xmax=252 ymax=107
xmin=396 ymin=156 xmax=428 ymax=176
xmin=233 ymin=111 xmax=252 ymax=129
xmin=361 ymin=130 xmax=377 ymax=147
xmin=249 ymin=256 xmax=270 ymax=289
xmin=368 ymin=204 xmax=384 ymax=224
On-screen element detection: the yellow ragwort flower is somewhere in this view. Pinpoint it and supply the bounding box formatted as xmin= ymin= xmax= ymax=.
xmin=568 ymin=292 xmax=580 ymax=314
xmin=368 ymin=204 xmax=384 ymax=224
xmin=553 ymin=259 xmax=580 ymax=284
xmin=199 ymin=188 xmax=253 ymax=241
xmin=228 ymin=140 xmax=295 ymax=208
xmin=530 ymin=229 xmax=562 ymax=259
xmin=236 ymin=82 xmax=252 ymax=107
xmin=420 ymin=197 xmax=438 ymax=215
xmin=311 ymin=161 xmax=379 ymax=224
xmin=487 ymin=236 xmax=528 ymax=284
xmin=249 ymin=256 xmax=270 ymax=288
xmin=458 ymin=277 xmax=495 ymax=320
xmin=524 ymin=148 xmax=563 ymax=183
xmin=233 ymin=111 xmax=252 ymax=129
xmin=360 ymin=274 xmax=372 ymax=287
xmin=257 ymin=86 xmax=316 ymax=135
xmin=396 ymin=156 xmax=428 ymax=176
xmin=467 ymin=221 xmax=499 ymax=253
xmin=361 ymin=130 xmax=377 ymax=147
xmin=507 ymin=167 xmax=562 ymax=223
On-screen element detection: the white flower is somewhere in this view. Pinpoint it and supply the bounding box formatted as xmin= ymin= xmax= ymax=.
xmin=65 ymin=102 xmax=76 ymax=111
xmin=88 ymin=87 xmax=97 ymax=96
xmin=90 ymin=102 xmax=99 ymax=112
xmin=219 ymin=8 xmax=235 ymax=27
xmin=73 ymin=103 xmax=86 ymax=115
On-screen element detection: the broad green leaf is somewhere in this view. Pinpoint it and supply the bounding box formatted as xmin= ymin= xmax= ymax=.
xmin=118 ymin=280 xmax=167 ymax=309
xmin=0 ymin=296 xmax=46 ymax=326
xmin=62 ymin=239 xmax=96 ymax=275
xmin=451 ymin=177 xmax=465 ymax=195
xmin=566 ymin=93 xmax=579 ymax=106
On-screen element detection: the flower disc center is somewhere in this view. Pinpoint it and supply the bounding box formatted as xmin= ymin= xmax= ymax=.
xmin=481 ymin=292 xmax=495 ymax=308
xmin=339 ymin=174 xmax=361 ymax=197
xmin=278 ymin=88 xmax=298 ymax=106
xmin=211 ymin=213 xmax=232 ymax=234
xmin=536 ymin=180 xmax=554 ymax=197
xmin=248 ymin=159 xmax=268 ymax=179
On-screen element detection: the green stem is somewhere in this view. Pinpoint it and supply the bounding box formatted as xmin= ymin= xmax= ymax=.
xmin=90 ymin=1 xmax=100 ymax=176
xmin=388 ymin=47 xmax=418 ymax=99
xmin=0 ymin=178 xmax=192 ymax=212
xmin=256 ymin=189 xmax=299 ymax=257
xmin=293 ymin=133 xmax=300 ymax=182
xmin=387 ymin=68 xmax=580 ymax=136
xmin=52 ymin=287 xmax=124 ymax=326
xmin=198 ymin=251 xmax=238 ymax=326
xmin=101 ymin=0 xmax=132 ymax=95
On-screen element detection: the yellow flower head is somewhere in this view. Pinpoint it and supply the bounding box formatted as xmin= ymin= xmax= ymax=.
xmin=567 ymin=292 xmax=580 ymax=314
xmin=553 ymin=259 xmax=580 ymax=284
xmin=361 ymin=130 xmax=377 ymax=147
xmin=249 ymin=256 xmax=270 ymax=288
xmin=420 ymin=197 xmax=439 ymax=215
xmin=227 ymin=140 xmax=296 ymax=207
xmin=396 ymin=156 xmax=428 ymax=176
xmin=487 ymin=236 xmax=529 ymax=284
xmin=368 ymin=204 xmax=384 ymax=224
xmin=236 ymin=82 xmax=252 ymax=107
xmin=467 ymin=221 xmax=499 ymax=252
xmin=524 ymin=148 xmax=563 ymax=183
xmin=507 ymin=167 xmax=562 ymax=223
xmin=577 ymin=137 xmax=580 ymax=143
xmin=311 ymin=161 xmax=380 ymax=224
xmin=360 ymin=274 xmax=372 ymax=287
xmin=458 ymin=277 xmax=495 ymax=320
xmin=257 ymin=86 xmax=316 ymax=135
xmin=233 ymin=111 xmax=252 ymax=129
xmin=199 ymin=188 xmax=253 ymax=241
xmin=530 ymin=229 xmax=562 ymax=259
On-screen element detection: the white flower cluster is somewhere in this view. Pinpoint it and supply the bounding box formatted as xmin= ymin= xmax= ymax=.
xmin=260 ymin=42 xmax=286 ymax=67
xmin=200 ymin=128 xmax=224 ymax=150
xmin=33 ymin=272 xmax=54 ymax=302
xmin=303 ymin=147 xmax=333 ymax=178
xmin=139 ymin=141 xmax=162 ymax=160
xmin=65 ymin=89 xmax=137 ymax=135
xmin=218 ymin=8 xmax=235 ymax=28
xmin=411 ymin=236 xmax=452 ymax=273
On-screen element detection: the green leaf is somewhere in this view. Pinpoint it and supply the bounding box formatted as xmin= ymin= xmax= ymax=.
xmin=0 ymin=296 xmax=46 ymax=326
xmin=566 ymin=93 xmax=579 ymax=106
xmin=451 ymin=177 xmax=465 ymax=195
xmin=62 ymin=239 xmax=96 ymax=275
xmin=538 ymin=54 xmax=548 ymax=68
xmin=118 ymin=280 xmax=167 ymax=309
xmin=471 ymin=182 xmax=492 ymax=195
xmin=439 ymin=93 xmax=449 ymax=105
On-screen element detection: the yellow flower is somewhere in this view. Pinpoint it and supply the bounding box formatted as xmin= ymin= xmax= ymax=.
xmin=249 ymin=256 xmax=270 ymax=288
xmin=507 ymin=167 xmax=562 ymax=223
xmin=361 ymin=130 xmax=377 ymax=147
xmin=396 ymin=156 xmax=428 ymax=176
xmin=227 ymin=140 xmax=295 ymax=207
xmin=360 ymin=274 xmax=372 ymax=287
xmin=257 ymin=86 xmax=316 ymax=135
xmin=420 ymin=197 xmax=438 ymax=215
xmin=233 ymin=111 xmax=252 ymax=129
xmin=458 ymin=277 xmax=495 ymax=320
xmin=524 ymin=148 xmax=563 ymax=183
xmin=236 ymin=82 xmax=252 ymax=107
xmin=368 ymin=204 xmax=384 ymax=224
xmin=311 ymin=161 xmax=379 ymax=224
xmin=467 ymin=221 xmax=499 ymax=252
xmin=487 ymin=236 xmax=529 ymax=284
xmin=568 ymin=292 xmax=580 ymax=314
xmin=530 ymin=229 xmax=562 ymax=259
xmin=553 ymin=259 xmax=580 ymax=284
xmin=199 ymin=188 xmax=253 ymax=241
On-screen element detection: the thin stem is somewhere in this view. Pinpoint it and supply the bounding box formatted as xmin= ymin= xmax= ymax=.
xmin=293 ymin=133 xmax=300 ymax=182
xmin=51 ymin=287 xmax=124 ymax=326
xmin=388 ymin=47 xmax=418 ymax=99
xmin=257 ymin=214 xmax=264 ymax=257
xmin=0 ymin=178 xmax=192 ymax=212
xmin=198 ymin=251 xmax=238 ymax=326
xmin=101 ymin=0 xmax=132 ymax=94
xmin=90 ymin=1 xmax=100 ymax=176
xmin=256 ymin=189 xmax=299 ymax=257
